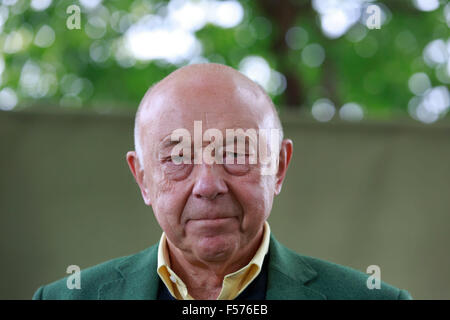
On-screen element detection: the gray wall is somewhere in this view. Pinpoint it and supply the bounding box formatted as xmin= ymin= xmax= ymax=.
xmin=1 ymin=110 xmax=449 ymax=299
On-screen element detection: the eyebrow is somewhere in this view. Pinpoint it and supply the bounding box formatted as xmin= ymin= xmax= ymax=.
xmin=160 ymin=137 xmax=180 ymax=149
xmin=156 ymin=140 xmax=178 ymax=157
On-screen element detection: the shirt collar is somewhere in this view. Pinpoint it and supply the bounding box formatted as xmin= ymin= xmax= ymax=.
xmin=157 ymin=221 xmax=271 ymax=299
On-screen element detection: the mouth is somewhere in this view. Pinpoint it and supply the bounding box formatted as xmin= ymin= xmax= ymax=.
xmin=188 ymin=216 xmax=237 ymax=225
xmin=190 ymin=216 xmax=235 ymax=221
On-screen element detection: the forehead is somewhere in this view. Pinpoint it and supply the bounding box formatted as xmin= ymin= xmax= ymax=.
xmin=139 ymin=76 xmax=274 ymax=144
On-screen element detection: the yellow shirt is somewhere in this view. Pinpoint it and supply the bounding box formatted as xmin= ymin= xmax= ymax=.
xmin=157 ymin=221 xmax=271 ymax=300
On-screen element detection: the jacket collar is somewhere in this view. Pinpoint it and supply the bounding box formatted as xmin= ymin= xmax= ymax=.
xmin=266 ymin=234 xmax=326 ymax=300
xmin=98 ymin=234 xmax=326 ymax=300
xmin=98 ymin=244 xmax=160 ymax=300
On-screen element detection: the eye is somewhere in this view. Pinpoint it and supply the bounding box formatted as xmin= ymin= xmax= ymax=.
xmin=224 ymin=151 xmax=246 ymax=163
xmin=226 ymin=152 xmax=239 ymax=158
xmin=170 ymin=155 xmax=185 ymax=164
xmin=163 ymin=152 xmax=193 ymax=165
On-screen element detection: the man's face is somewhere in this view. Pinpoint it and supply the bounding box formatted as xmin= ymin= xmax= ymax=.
xmin=129 ymin=69 xmax=290 ymax=263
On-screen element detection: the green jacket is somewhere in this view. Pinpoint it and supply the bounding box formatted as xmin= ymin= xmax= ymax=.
xmin=33 ymin=235 xmax=412 ymax=300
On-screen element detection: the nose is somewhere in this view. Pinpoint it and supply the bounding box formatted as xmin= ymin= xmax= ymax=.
xmin=192 ymin=164 xmax=228 ymax=200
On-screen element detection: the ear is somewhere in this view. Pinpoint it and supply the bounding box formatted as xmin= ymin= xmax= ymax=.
xmin=126 ymin=151 xmax=151 ymax=206
xmin=274 ymin=139 xmax=293 ymax=195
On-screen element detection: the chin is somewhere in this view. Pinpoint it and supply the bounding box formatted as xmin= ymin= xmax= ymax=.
xmin=195 ymin=234 xmax=238 ymax=262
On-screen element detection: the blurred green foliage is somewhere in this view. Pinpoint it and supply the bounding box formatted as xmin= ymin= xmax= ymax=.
xmin=0 ymin=0 xmax=448 ymax=122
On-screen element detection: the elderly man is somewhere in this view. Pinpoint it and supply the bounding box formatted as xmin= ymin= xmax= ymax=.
xmin=33 ymin=63 xmax=412 ymax=300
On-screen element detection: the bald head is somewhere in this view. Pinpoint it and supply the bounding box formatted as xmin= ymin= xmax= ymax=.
xmin=134 ymin=63 xmax=283 ymax=166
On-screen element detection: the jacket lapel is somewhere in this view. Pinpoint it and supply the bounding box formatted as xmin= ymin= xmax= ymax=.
xmin=98 ymin=243 xmax=160 ymax=300
xmin=266 ymin=235 xmax=326 ymax=300
xmin=98 ymin=235 xmax=326 ymax=300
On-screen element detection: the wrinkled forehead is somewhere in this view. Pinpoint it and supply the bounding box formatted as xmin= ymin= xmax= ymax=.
xmin=138 ymin=78 xmax=275 ymax=145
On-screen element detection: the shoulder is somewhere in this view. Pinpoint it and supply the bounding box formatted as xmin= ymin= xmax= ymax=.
xmin=295 ymin=252 xmax=412 ymax=300
xmin=32 ymin=245 xmax=157 ymax=300
xmin=269 ymin=237 xmax=412 ymax=300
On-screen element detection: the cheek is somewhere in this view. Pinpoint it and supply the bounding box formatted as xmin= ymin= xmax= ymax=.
xmin=146 ymin=162 xmax=191 ymax=201
xmin=231 ymin=175 xmax=275 ymax=226
xmin=148 ymin=172 xmax=192 ymax=236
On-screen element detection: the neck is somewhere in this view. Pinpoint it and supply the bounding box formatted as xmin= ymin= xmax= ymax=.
xmin=166 ymin=227 xmax=264 ymax=300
